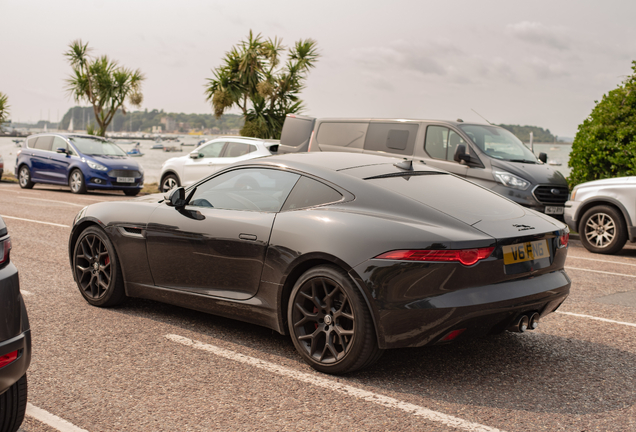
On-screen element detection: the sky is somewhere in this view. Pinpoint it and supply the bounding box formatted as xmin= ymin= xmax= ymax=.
xmin=1 ymin=0 xmax=635 ymax=138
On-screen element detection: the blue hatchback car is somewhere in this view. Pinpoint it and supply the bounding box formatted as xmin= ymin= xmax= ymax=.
xmin=15 ymin=133 xmax=144 ymax=195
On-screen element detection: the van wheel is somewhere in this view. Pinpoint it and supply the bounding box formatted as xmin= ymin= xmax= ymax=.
xmin=579 ymin=205 xmax=627 ymax=254
xmin=18 ymin=166 xmax=34 ymax=189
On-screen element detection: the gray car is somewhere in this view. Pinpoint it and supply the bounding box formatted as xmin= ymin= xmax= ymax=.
xmin=565 ymin=176 xmax=636 ymax=254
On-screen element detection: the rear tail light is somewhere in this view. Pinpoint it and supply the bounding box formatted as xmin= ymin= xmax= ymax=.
xmin=0 ymin=350 xmax=18 ymax=369
xmin=559 ymin=233 xmax=569 ymax=248
xmin=375 ymin=247 xmax=495 ymax=266
xmin=440 ymin=329 xmax=466 ymax=342
xmin=0 ymin=237 xmax=11 ymax=265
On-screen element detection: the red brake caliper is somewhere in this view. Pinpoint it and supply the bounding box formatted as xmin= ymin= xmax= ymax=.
xmin=105 ymin=256 xmax=110 ymax=266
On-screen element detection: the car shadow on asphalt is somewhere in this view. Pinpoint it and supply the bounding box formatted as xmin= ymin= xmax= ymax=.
xmin=109 ymin=297 xmax=635 ymax=416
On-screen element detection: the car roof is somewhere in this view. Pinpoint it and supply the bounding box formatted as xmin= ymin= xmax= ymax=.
xmin=314 ymin=118 xmax=492 ymax=128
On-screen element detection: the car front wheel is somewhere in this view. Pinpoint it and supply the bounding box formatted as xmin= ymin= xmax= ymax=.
xmin=288 ymin=265 xmax=382 ymax=374
xmin=69 ymin=169 xmax=87 ymax=194
xmin=18 ymin=166 xmax=34 ymax=189
xmin=579 ymin=205 xmax=627 ymax=254
xmin=161 ymin=174 xmax=180 ymax=193
xmin=73 ymin=226 xmax=126 ymax=307
xmin=0 ymin=374 xmax=27 ymax=432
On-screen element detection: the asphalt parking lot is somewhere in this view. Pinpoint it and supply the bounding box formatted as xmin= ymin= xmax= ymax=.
xmin=1 ymin=181 xmax=635 ymax=432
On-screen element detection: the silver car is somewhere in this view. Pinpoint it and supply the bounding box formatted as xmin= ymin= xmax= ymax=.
xmin=565 ymin=176 xmax=636 ymax=254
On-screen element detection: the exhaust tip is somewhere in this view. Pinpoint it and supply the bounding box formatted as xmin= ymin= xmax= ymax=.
xmin=529 ymin=312 xmax=540 ymax=330
xmin=507 ymin=315 xmax=529 ymax=333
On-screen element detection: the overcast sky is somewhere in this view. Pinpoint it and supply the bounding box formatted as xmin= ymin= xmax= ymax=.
xmin=2 ymin=0 xmax=635 ymax=138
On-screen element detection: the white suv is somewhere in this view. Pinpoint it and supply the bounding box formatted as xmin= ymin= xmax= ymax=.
xmin=159 ymin=137 xmax=278 ymax=192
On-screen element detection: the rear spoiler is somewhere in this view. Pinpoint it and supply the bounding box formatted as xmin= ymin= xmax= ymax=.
xmin=278 ymin=114 xmax=316 ymax=154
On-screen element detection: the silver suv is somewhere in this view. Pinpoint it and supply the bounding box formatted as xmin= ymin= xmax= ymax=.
xmin=565 ymin=176 xmax=636 ymax=254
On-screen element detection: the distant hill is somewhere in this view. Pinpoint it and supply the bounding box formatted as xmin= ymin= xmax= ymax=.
xmin=497 ymin=124 xmax=559 ymax=143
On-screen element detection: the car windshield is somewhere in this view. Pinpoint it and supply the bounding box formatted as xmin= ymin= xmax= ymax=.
xmin=459 ymin=125 xmax=537 ymax=163
xmin=69 ymin=136 xmax=127 ymax=157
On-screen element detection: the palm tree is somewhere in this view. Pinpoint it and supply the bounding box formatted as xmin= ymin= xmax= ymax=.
xmin=205 ymin=31 xmax=319 ymax=139
xmin=0 ymin=92 xmax=9 ymax=130
xmin=65 ymin=40 xmax=145 ymax=136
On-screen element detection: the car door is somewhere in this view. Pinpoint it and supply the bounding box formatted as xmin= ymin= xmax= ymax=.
xmin=30 ymin=135 xmax=55 ymax=182
xmin=146 ymin=167 xmax=301 ymax=299
xmin=182 ymin=141 xmax=227 ymax=185
xmin=215 ymin=142 xmax=259 ymax=170
xmin=414 ymin=125 xmax=469 ymax=177
xmin=46 ymin=136 xmax=74 ymax=183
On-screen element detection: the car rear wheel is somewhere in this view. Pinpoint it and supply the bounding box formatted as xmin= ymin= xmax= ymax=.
xmin=579 ymin=205 xmax=627 ymax=254
xmin=18 ymin=166 xmax=34 ymax=189
xmin=69 ymin=169 xmax=87 ymax=194
xmin=123 ymin=189 xmax=140 ymax=196
xmin=73 ymin=226 xmax=126 ymax=307
xmin=0 ymin=374 xmax=27 ymax=432
xmin=161 ymin=174 xmax=180 ymax=193
xmin=288 ymin=265 xmax=382 ymax=374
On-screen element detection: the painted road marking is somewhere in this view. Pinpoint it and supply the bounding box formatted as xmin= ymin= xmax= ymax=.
xmin=22 ymin=197 xmax=86 ymax=207
xmin=166 ymin=334 xmax=503 ymax=432
xmin=26 ymin=403 xmax=89 ymax=432
xmin=557 ymin=311 xmax=636 ymax=328
xmin=567 ymin=255 xmax=636 ymax=267
xmin=565 ymin=267 xmax=636 ymax=278
xmin=0 ymin=215 xmax=70 ymax=228
xmin=21 ymin=290 xmax=34 ymax=296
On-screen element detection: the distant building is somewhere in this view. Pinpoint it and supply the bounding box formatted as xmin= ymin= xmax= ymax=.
xmin=160 ymin=117 xmax=177 ymax=132
xmin=151 ymin=125 xmax=163 ymax=133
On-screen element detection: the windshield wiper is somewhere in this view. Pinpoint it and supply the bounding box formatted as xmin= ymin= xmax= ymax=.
xmin=508 ymin=159 xmax=536 ymax=164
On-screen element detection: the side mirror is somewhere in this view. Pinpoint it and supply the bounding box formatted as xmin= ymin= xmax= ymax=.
xmin=165 ymin=187 xmax=187 ymax=209
xmin=56 ymin=147 xmax=68 ymax=154
xmin=453 ymin=144 xmax=471 ymax=164
xmin=538 ymin=152 xmax=548 ymax=163
xmin=189 ymin=151 xmax=201 ymax=159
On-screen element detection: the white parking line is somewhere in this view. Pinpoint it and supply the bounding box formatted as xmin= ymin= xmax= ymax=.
xmin=567 ymin=255 xmax=636 ymax=267
xmin=565 ymin=266 xmax=636 ymax=278
xmin=556 ymin=311 xmax=636 ymax=328
xmin=20 ymin=290 xmax=34 ymax=296
xmin=166 ymin=334 xmax=503 ymax=432
xmin=26 ymin=403 xmax=89 ymax=432
xmin=22 ymin=197 xmax=86 ymax=207
xmin=0 ymin=215 xmax=70 ymax=228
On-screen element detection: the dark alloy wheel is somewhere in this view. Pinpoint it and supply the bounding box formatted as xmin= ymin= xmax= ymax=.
xmin=0 ymin=374 xmax=27 ymax=432
xmin=288 ymin=265 xmax=382 ymax=374
xmin=161 ymin=174 xmax=180 ymax=193
xmin=18 ymin=165 xmax=34 ymax=189
xmin=579 ymin=205 xmax=627 ymax=255
xmin=69 ymin=169 xmax=87 ymax=194
xmin=73 ymin=226 xmax=125 ymax=307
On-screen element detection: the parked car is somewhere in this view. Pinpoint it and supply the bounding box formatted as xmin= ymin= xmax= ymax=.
xmin=278 ymin=115 xmax=570 ymax=218
xmin=0 ymin=216 xmax=31 ymax=431
xmin=15 ymin=133 xmax=144 ymax=195
xmin=69 ymin=152 xmax=570 ymax=374
xmin=159 ymin=136 xmax=278 ymax=192
xmin=565 ymin=176 xmax=636 ymax=254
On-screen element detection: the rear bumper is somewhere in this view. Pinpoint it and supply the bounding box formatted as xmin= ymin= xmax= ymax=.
xmin=0 ymin=331 xmax=31 ymax=396
xmin=353 ymin=263 xmax=571 ymax=349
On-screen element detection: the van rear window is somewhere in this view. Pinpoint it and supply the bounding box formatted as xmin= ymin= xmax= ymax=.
xmin=316 ymin=122 xmax=368 ymax=149
xmin=280 ymin=117 xmax=314 ymax=148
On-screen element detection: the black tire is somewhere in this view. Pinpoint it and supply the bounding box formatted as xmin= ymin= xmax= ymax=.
xmin=0 ymin=374 xmax=27 ymax=432
xmin=161 ymin=174 xmax=180 ymax=193
xmin=73 ymin=226 xmax=126 ymax=307
xmin=123 ymin=189 xmax=140 ymax=196
xmin=288 ymin=265 xmax=382 ymax=374
xmin=579 ymin=205 xmax=628 ymax=255
xmin=17 ymin=165 xmax=34 ymax=189
xmin=69 ymin=169 xmax=87 ymax=194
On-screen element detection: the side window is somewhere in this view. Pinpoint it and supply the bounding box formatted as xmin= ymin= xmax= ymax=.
xmin=52 ymin=137 xmax=72 ymax=154
xmin=224 ymin=142 xmax=255 ymax=158
xmin=425 ymin=126 xmax=449 ymax=160
xmin=27 ymin=137 xmax=38 ymax=148
xmin=363 ymin=123 xmax=418 ymax=155
xmin=33 ymin=136 xmax=54 ymax=151
xmin=446 ymin=130 xmax=466 ymax=162
xmin=198 ymin=141 xmax=225 ymax=158
xmin=189 ymin=168 xmax=300 ymax=212
xmin=281 ymin=176 xmax=343 ymax=211
xmin=316 ymin=122 xmax=368 ymax=149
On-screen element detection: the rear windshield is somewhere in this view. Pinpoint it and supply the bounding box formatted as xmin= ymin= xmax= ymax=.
xmin=69 ymin=136 xmax=127 ymax=157
xmin=366 ymin=173 xmax=523 ymax=220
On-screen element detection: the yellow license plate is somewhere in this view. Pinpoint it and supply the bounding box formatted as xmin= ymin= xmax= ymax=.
xmin=502 ymin=240 xmax=549 ymax=265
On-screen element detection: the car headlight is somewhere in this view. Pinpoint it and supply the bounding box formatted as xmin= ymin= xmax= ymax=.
xmin=138 ymin=165 xmax=144 ymax=174
xmin=570 ymin=188 xmax=577 ymax=201
xmin=493 ymin=170 xmax=530 ymax=190
xmin=87 ymin=161 xmax=108 ymax=171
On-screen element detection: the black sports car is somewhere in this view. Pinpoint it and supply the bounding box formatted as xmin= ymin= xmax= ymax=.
xmin=68 ymin=153 xmax=570 ymax=374
xmin=0 ymin=216 xmax=31 ymax=432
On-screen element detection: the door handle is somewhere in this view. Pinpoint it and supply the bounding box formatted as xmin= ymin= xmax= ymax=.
xmin=239 ymin=233 xmax=257 ymax=241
